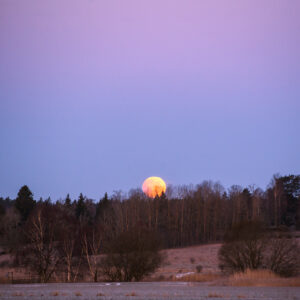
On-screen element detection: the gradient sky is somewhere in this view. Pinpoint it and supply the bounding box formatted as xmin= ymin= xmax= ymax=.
xmin=1 ymin=0 xmax=299 ymax=201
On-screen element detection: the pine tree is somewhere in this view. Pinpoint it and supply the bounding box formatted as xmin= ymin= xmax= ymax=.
xmin=75 ymin=193 xmax=86 ymax=219
xmin=96 ymin=192 xmax=109 ymax=220
xmin=64 ymin=194 xmax=71 ymax=207
xmin=15 ymin=185 xmax=36 ymax=222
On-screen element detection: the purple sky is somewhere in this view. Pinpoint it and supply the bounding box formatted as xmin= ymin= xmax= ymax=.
xmin=1 ymin=0 xmax=299 ymax=201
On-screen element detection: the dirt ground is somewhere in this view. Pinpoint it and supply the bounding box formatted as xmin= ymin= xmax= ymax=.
xmin=0 ymin=282 xmax=299 ymax=299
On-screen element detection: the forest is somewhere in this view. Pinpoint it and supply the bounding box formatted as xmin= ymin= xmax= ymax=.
xmin=0 ymin=174 xmax=299 ymax=282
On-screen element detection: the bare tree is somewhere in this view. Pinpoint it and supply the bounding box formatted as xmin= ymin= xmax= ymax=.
xmin=265 ymin=233 xmax=300 ymax=277
xmin=20 ymin=205 xmax=62 ymax=283
xmin=81 ymin=224 xmax=102 ymax=282
xmin=59 ymin=215 xmax=83 ymax=282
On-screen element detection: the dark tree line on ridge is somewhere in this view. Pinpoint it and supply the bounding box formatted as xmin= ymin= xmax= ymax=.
xmin=0 ymin=174 xmax=299 ymax=282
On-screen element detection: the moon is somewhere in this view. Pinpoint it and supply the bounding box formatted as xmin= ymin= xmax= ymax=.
xmin=142 ymin=176 xmax=166 ymax=198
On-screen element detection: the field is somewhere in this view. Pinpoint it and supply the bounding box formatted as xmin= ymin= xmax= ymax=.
xmin=152 ymin=243 xmax=221 ymax=280
xmin=0 ymin=243 xmax=221 ymax=283
xmin=1 ymin=243 xmax=300 ymax=299
xmin=1 ymin=282 xmax=300 ymax=300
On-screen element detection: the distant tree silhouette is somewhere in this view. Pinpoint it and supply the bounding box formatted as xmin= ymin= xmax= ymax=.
xmin=279 ymin=175 xmax=300 ymax=227
xmin=95 ymin=192 xmax=109 ymax=220
xmin=0 ymin=202 xmax=5 ymax=217
xmin=15 ymin=185 xmax=35 ymax=222
xmin=267 ymin=174 xmax=300 ymax=227
xmin=64 ymin=194 xmax=72 ymax=207
xmin=75 ymin=193 xmax=86 ymax=219
xmin=0 ymin=202 xmax=6 ymax=237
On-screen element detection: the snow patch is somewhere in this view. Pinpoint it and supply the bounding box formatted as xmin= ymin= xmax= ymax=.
xmin=175 ymin=271 xmax=195 ymax=278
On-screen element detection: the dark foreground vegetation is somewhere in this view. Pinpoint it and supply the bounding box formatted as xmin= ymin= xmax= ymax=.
xmin=0 ymin=174 xmax=299 ymax=283
xmin=219 ymin=221 xmax=300 ymax=277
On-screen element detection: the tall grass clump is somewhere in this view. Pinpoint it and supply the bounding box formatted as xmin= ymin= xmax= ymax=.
xmin=228 ymin=269 xmax=300 ymax=287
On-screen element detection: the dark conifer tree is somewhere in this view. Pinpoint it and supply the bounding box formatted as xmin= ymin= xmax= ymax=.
xmin=15 ymin=185 xmax=36 ymax=222
xmin=64 ymin=194 xmax=72 ymax=207
xmin=95 ymin=192 xmax=109 ymax=220
xmin=75 ymin=193 xmax=86 ymax=219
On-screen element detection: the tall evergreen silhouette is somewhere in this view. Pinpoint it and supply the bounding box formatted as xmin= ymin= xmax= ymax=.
xmin=15 ymin=185 xmax=35 ymax=222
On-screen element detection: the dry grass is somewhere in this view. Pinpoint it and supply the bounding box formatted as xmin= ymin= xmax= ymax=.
xmin=231 ymin=269 xmax=279 ymax=281
xmin=173 ymin=272 xmax=220 ymax=282
xmin=151 ymin=244 xmax=221 ymax=280
xmin=12 ymin=292 xmax=24 ymax=297
xmin=228 ymin=269 xmax=300 ymax=287
xmin=125 ymin=292 xmax=137 ymax=296
xmin=51 ymin=291 xmax=59 ymax=296
xmin=207 ymin=292 xmax=223 ymax=298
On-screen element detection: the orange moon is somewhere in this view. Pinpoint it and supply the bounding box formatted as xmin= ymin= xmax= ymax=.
xmin=142 ymin=176 xmax=166 ymax=198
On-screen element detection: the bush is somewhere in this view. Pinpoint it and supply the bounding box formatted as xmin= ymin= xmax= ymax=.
xmin=218 ymin=221 xmax=266 ymax=273
xmin=218 ymin=221 xmax=300 ymax=277
xmin=265 ymin=234 xmax=300 ymax=277
xmin=101 ymin=228 xmax=163 ymax=281
xmin=196 ymin=265 xmax=203 ymax=273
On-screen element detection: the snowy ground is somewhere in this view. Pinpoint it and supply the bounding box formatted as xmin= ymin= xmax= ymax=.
xmin=0 ymin=282 xmax=299 ymax=300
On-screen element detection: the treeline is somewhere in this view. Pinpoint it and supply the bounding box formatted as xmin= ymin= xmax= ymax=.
xmin=0 ymin=174 xmax=299 ymax=249
xmin=0 ymin=174 xmax=299 ymax=282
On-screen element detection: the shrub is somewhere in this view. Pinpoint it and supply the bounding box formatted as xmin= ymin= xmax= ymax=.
xmin=265 ymin=234 xmax=300 ymax=277
xmin=190 ymin=257 xmax=195 ymax=264
xmin=218 ymin=221 xmax=266 ymax=274
xmin=101 ymin=227 xmax=163 ymax=281
xmin=196 ymin=265 xmax=202 ymax=273
xmin=218 ymin=221 xmax=300 ymax=277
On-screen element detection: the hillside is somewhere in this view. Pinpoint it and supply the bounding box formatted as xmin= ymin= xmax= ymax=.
xmin=152 ymin=243 xmax=221 ymax=280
